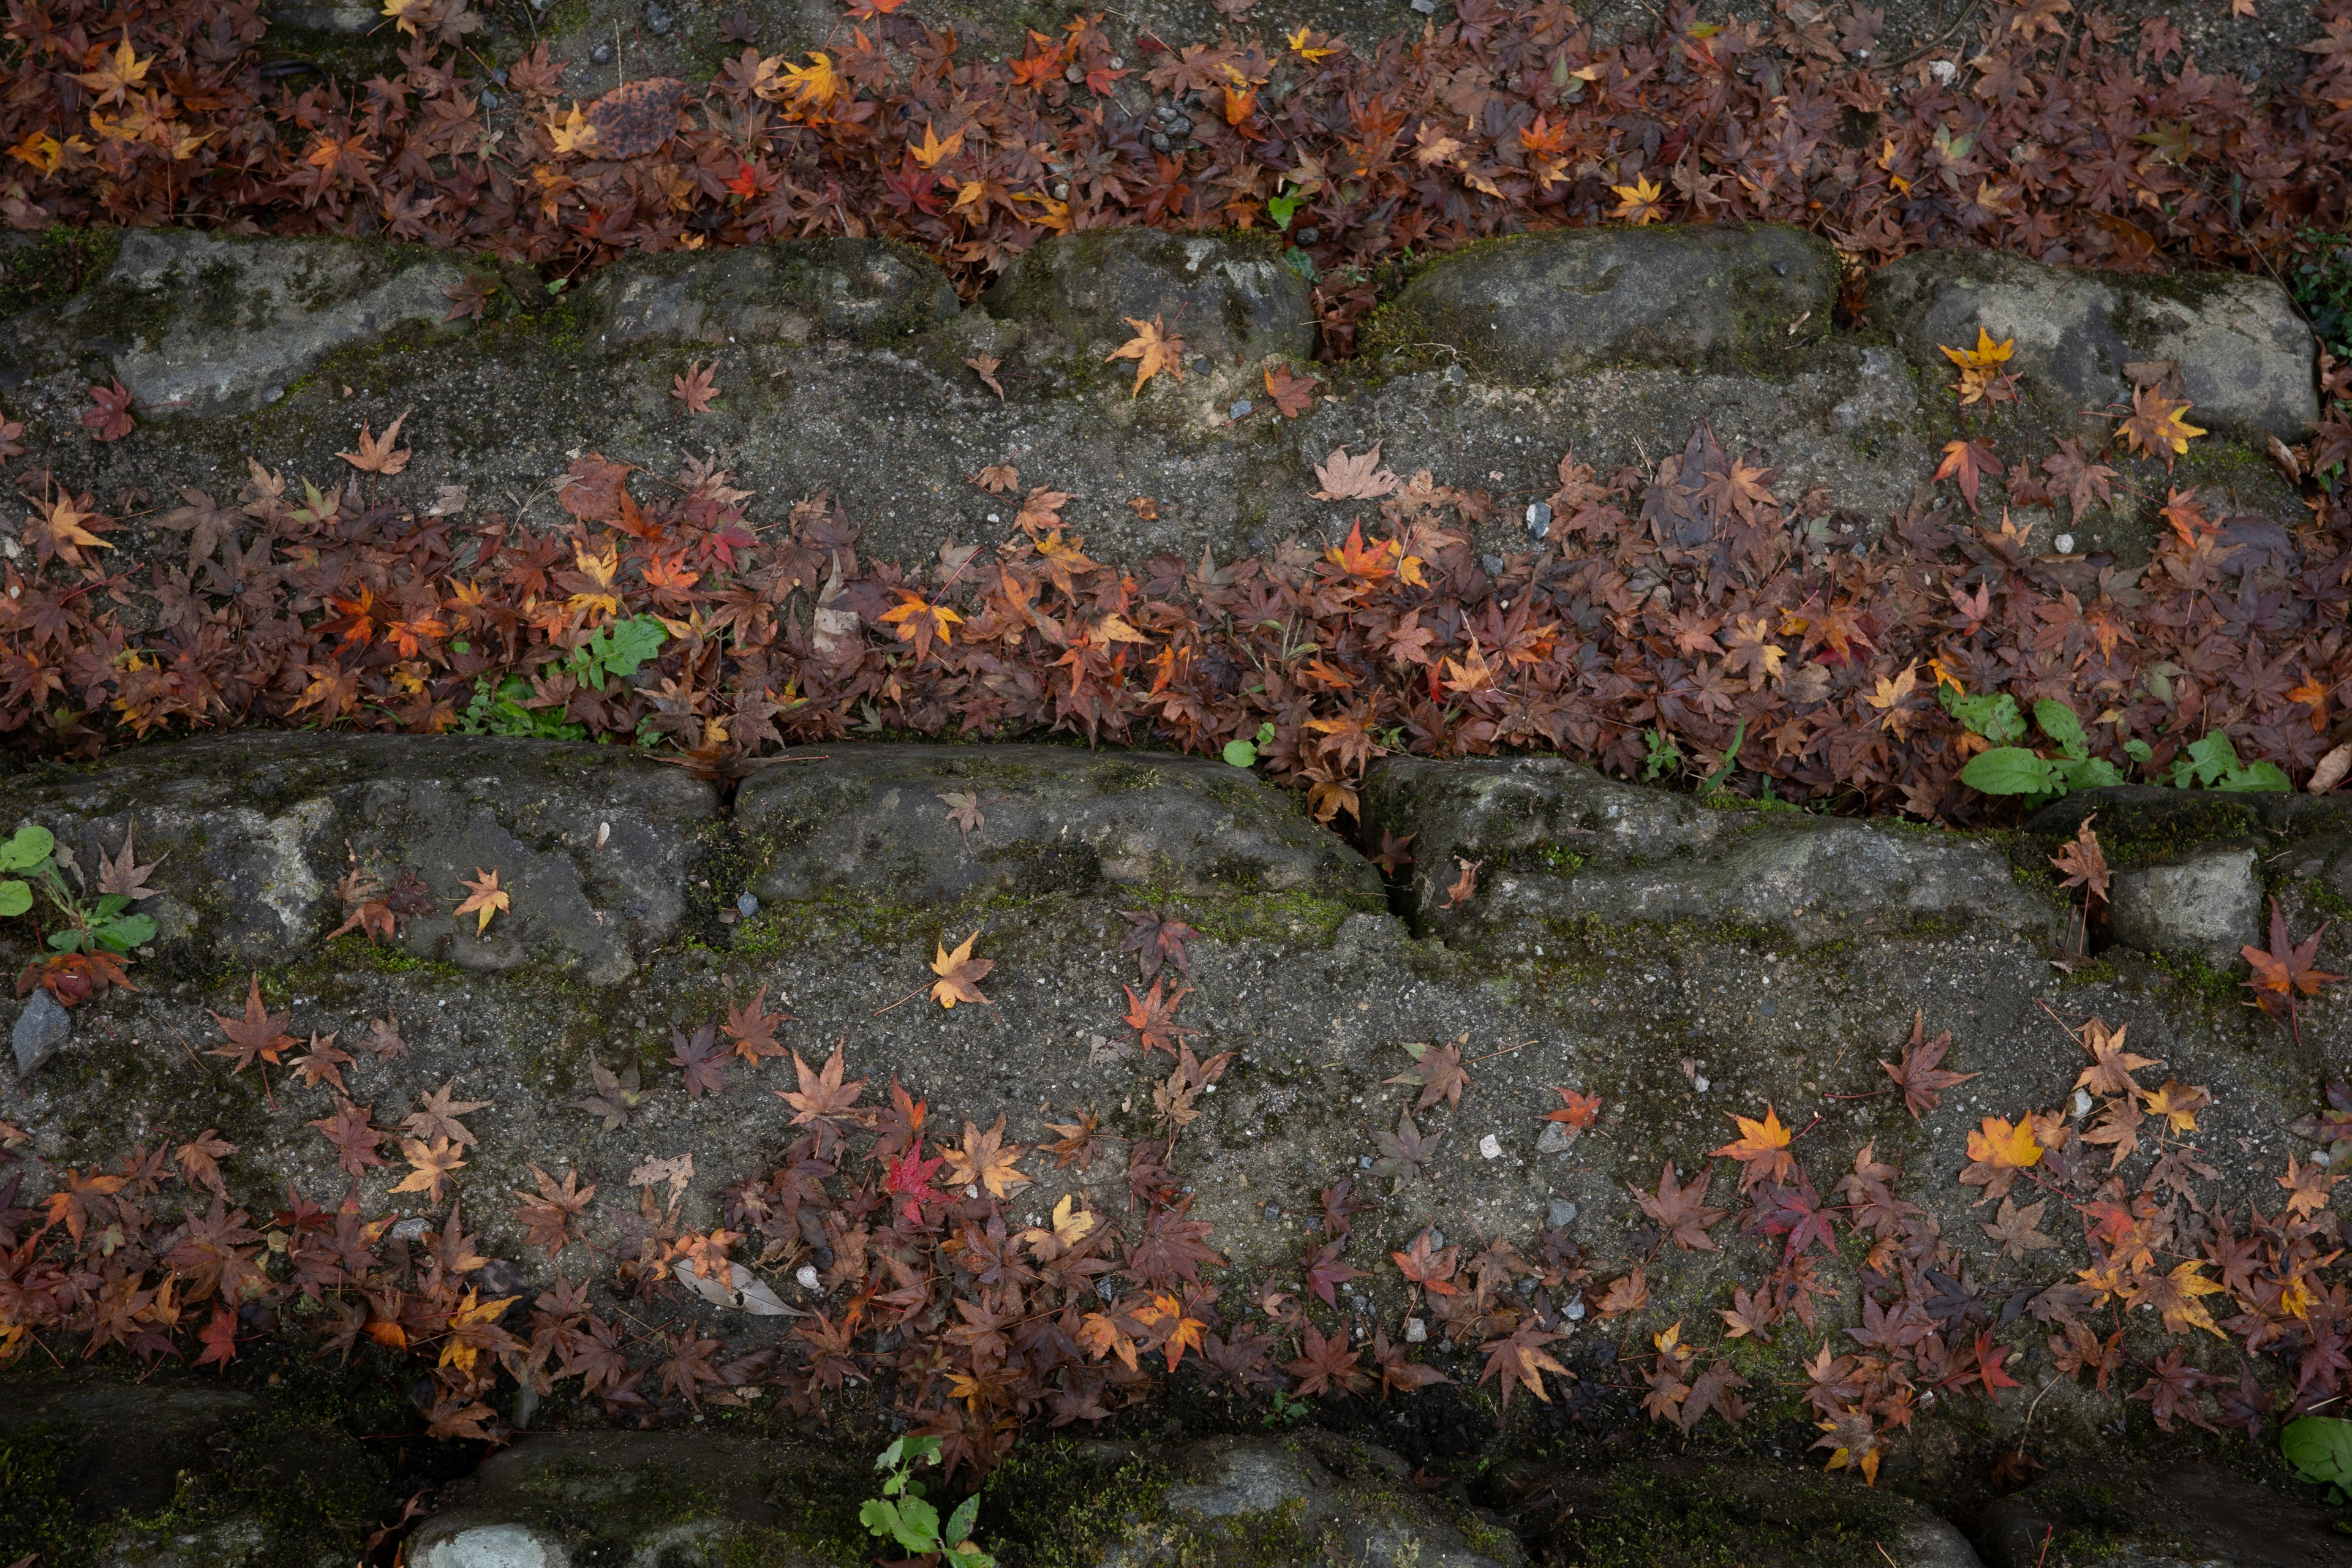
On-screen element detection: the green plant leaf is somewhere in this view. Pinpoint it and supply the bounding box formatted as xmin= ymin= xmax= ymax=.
xmin=2049 ymin=755 xmax=2123 ymax=793
xmin=945 ymin=1494 xmax=981 ymax=1547
xmin=1959 ymin=747 xmax=2060 ymax=796
xmin=92 ymin=912 xmax=156 ymax=952
xmin=0 ymin=880 xmax=29 ymax=918
xmin=2031 ymin=698 xmax=2088 ymax=758
xmin=1941 ymin=690 xmax=2025 ymax=745
xmin=1222 ymin=738 xmax=1257 ymax=767
xmin=0 ymin=824 xmax=55 ymax=873
xmin=2217 ymin=760 xmax=2293 ymax=793
xmin=2283 ymin=1416 xmax=2352 ymax=1490
xmin=888 ymin=1495 xmax=942 ymax=1552
xmin=861 ymin=1498 xmax=903 ymax=1538
xmin=2169 ymin=731 xmax=2244 ymax=788
xmin=1267 ymin=190 xmax=1302 ymax=230
xmin=1697 ymin=718 xmax=1746 ymax=797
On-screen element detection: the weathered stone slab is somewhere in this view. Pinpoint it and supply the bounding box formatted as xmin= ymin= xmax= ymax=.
xmin=1871 ymin=248 xmax=2320 ymax=439
xmin=735 ymin=744 xmax=1384 ymax=910
xmin=1974 ymin=1461 xmax=2342 ymax=1568
xmin=979 ymin=228 xmax=1316 ymax=371
xmin=410 ymin=1432 xmax=833 ymax=1568
xmin=578 ymin=237 xmax=961 ymax=351
xmin=2108 ymin=846 xmax=2263 ymax=968
xmin=1360 ymin=756 xmax=2058 ymax=949
xmin=1369 ymin=224 xmax=1838 ymax=380
xmin=8 ymin=228 xmax=469 ymax=417
xmin=8 ymin=734 xmax=718 ymax=987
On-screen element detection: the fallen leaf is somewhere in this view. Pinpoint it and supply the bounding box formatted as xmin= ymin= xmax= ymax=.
xmin=207 ymin=973 xmax=296 ymax=1074
xmin=939 ymin=790 xmax=985 ymax=838
xmin=672 ymin=360 xmax=722 ymax=415
xmin=1105 ymin=315 xmax=1187 ymax=398
xmin=1979 ymin=1196 xmax=2057 ymax=1261
xmin=930 ymin=930 xmax=994 ymax=1008
xmin=965 ymin=355 xmax=1006 ymax=399
xmin=1313 ymin=441 xmax=1401 ymax=501
xmin=337 ymin=412 xmax=412 ymax=475
xmin=454 ymin=867 xmax=510 ymax=936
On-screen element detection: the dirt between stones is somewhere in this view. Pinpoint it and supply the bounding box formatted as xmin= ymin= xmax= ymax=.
xmin=2 ymin=733 xmax=2351 ymax=1564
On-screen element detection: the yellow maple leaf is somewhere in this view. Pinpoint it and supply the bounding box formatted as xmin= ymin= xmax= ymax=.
xmin=778 ymin=52 xmax=840 ymax=116
xmin=1610 ymin=173 xmax=1667 ymax=224
xmin=910 ymin=121 xmax=963 ymax=168
xmin=454 ymin=867 xmax=510 ymax=936
xmin=1285 ymin=25 xmax=1338 ymax=60
xmin=546 ymin=105 xmax=597 ymax=156
xmin=1104 ymin=315 xmax=1188 ymax=399
xmin=1939 ymin=326 xmax=2016 ymax=371
xmin=1966 ymin=1115 xmax=2043 ymax=1172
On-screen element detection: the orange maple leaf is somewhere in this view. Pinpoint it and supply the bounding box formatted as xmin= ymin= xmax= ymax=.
xmin=453 ymin=867 xmax=510 ymax=935
xmin=1104 ymin=315 xmax=1187 ymax=398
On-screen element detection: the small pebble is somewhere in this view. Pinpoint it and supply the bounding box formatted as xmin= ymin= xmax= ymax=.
xmin=1294 ymin=227 xmax=1319 ymax=245
xmin=1229 ymin=399 xmax=1253 ymax=420
xmin=644 ymin=2 xmax=674 ymax=35
xmin=592 ymin=42 xmax=614 ymax=63
xmin=795 ymin=1265 xmax=821 ymax=1290
xmin=736 ymin=891 xmax=760 ymax=917
xmin=1410 ymin=0 xmax=1436 ymax=12
xmin=264 ymin=385 xmax=285 ymax=403
xmin=2054 ymin=532 xmax=2075 ymax=554
xmin=1150 ymin=132 xmax=1171 ymax=152
xmin=1478 ymin=1133 xmax=1503 ymax=1159
xmin=480 ymin=91 xmax=500 ymax=109
xmin=1564 ymin=1295 xmax=1587 ymax=1321
xmin=1191 ymin=356 xmax=1213 ymax=373
xmin=1525 ymin=500 xmax=1553 ymax=540
xmin=1404 ymin=1317 xmax=1427 ymax=1343
xmin=1547 ymin=1198 xmax=1578 ymax=1228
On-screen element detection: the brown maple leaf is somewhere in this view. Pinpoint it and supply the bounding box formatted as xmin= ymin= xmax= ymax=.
xmin=2041 ymin=438 xmax=2119 ymax=521
xmin=289 ymin=1031 xmax=353 ymax=1093
xmin=2116 ymin=384 xmax=2204 ymax=468
xmin=778 ymin=1045 xmax=867 ymax=1126
xmin=207 ymin=973 xmax=296 ymax=1074
xmin=572 ymin=1057 xmax=646 ymax=1131
xmin=1312 ymin=441 xmax=1401 ymax=501
xmin=81 ymin=380 xmax=134 ymax=442
xmin=1959 ymin=1115 xmax=2043 ymax=1201
xmin=391 ymin=1136 xmax=467 ymax=1204
xmin=307 ymin=1101 xmax=390 ymax=1176
xmin=964 ymin=355 xmax=1006 ymax=399
xmin=365 ymin=1012 xmax=409 ymax=1060
xmin=1370 ymin=1109 xmax=1442 ymax=1188
xmin=513 ymin=1164 xmax=595 ymax=1258
xmin=1633 ymin=1161 xmax=1725 ymax=1251
xmin=1263 ymin=361 xmax=1321 ymax=418
xmin=403 ymin=1081 xmax=489 ymax=1148
xmin=1933 ymin=437 xmax=2003 ymax=512
xmin=2049 ymin=814 xmax=2110 ymax=905
xmin=1119 ymin=910 xmax=1198 ymax=983
xmin=1545 ymin=1086 xmax=1603 ymax=1129
xmin=337 ymin=412 xmax=412 ymax=476
xmin=2243 ymin=897 xmax=2343 ymax=1044
xmin=442 ymin=274 xmax=499 ymax=322
xmin=938 ymin=790 xmax=985 ymax=838
xmin=1479 ymin=1317 xmax=1571 ymax=1409
xmin=2073 ymin=1017 xmax=2158 ymax=1097
xmin=929 ymin=930 xmax=993 ymax=1008
xmin=94 ymin=823 xmax=162 ymax=900
xmin=175 ymin=1129 xmax=236 ymax=1194
xmin=941 ymin=1114 xmax=1030 ymax=1197
xmin=722 ymin=986 xmax=793 ymax=1063
xmin=1385 ymin=1041 xmax=1470 ymax=1111
xmin=1122 ymin=979 xmax=1198 ymax=1057
xmin=1979 ymin=1196 xmax=2057 ymax=1261
xmin=672 ymin=360 xmax=721 ymax=415
xmin=1440 ymin=856 xmax=1482 ymax=910
xmin=1041 ymin=1107 xmax=1112 ymax=1170
xmin=668 ymin=1022 xmax=730 ymax=1099
xmin=1881 ymin=1011 xmax=1978 ymax=1119
xmin=1105 ymin=315 xmax=1187 ymax=398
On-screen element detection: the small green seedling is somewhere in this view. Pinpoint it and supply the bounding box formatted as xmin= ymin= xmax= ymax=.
xmin=860 ymin=1436 xmax=993 ymax=1567
xmin=460 ymin=616 xmax=668 ymax=740
xmin=2 ymin=822 xmax=155 ymax=954
xmin=0 ymin=823 xmax=52 ymax=918
xmin=1223 ymin=720 xmax=1277 ymax=769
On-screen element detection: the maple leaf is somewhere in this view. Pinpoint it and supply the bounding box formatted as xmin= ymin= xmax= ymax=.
xmin=208 ymin=973 xmax=296 ymax=1074
xmin=1312 ymin=441 xmax=1401 ymax=500
xmin=2116 ymin=384 xmax=2204 ymax=467
xmin=1979 ymin=1196 xmax=2057 ymax=1261
xmin=2049 ymin=814 xmax=2110 ymax=906
xmin=404 ymin=1082 xmax=489 ymax=1148
xmin=671 ymin=360 xmax=722 ymax=415
xmin=2073 ymin=1017 xmax=2158 ymax=1097
xmin=721 ymin=986 xmax=792 ymax=1063
xmin=1286 ymin=1322 xmax=1372 ymax=1397
xmin=193 ymin=1305 xmax=240 ymax=1373
xmin=175 ymin=1129 xmax=236 ymax=1194
xmin=1120 ymin=909 xmax=1198 ymax=983
xmin=1596 ymin=1267 xmax=1649 ymax=1316
xmin=1264 ymin=362 xmax=1320 ymax=417
xmin=669 ymin=1022 xmax=731 ymax=1099
xmin=938 ymin=790 xmax=985 ymax=838
xmin=1041 ymin=1109 xmax=1112 ymax=1170
xmin=453 ymin=867 xmax=510 ymax=935
xmin=1939 ymin=326 xmax=2016 ymax=372
xmin=1544 ymin=1086 xmax=1602 ymax=1129
xmin=94 ymin=824 xmax=162 ymax=901
xmin=965 ymin=355 xmax=1006 ymax=399
xmin=81 ymin=380 xmax=135 ymax=442
xmin=2141 ymin=1079 xmax=2210 ymax=1135
xmin=778 ymin=1045 xmax=866 ymax=1126
xmin=1678 ymin=1359 xmax=1750 ymax=1433
xmin=573 ymin=1058 xmax=647 ymax=1131
xmin=909 ymin=120 xmax=963 ymax=167
xmin=1104 ymin=315 xmax=1187 ymax=398
xmin=1610 ymin=173 xmax=1667 ymax=224
xmin=1880 ymin=1011 xmax=1977 ymax=1119
xmin=878 ymin=589 xmax=962 ymax=658
xmin=1122 ymin=979 xmax=1199 ymax=1057
xmin=1391 ymin=1227 xmax=1463 ymax=1295
xmin=1385 ymin=1040 xmax=1470 ymax=1111
xmin=513 ymin=1164 xmax=595 ymax=1258
xmin=337 ymin=412 xmax=411 ymax=475
xmin=2242 ymin=897 xmax=2343 ymax=1043
xmin=941 ymin=1114 xmax=1030 ymax=1197
xmin=309 ymin=1101 xmax=390 ymax=1176
xmin=2127 ymin=1260 xmax=2228 ymax=1338
xmin=391 ymin=1136 xmax=467 ymax=1204
xmin=290 ymin=1031 xmax=353 ymax=1093
xmin=1711 ymin=1104 xmax=1797 ymax=1189
xmin=1441 ymin=857 xmax=1482 ymax=908
xmin=1814 ymin=1408 xmax=1880 ymax=1485
xmin=1959 ymin=1116 xmax=2042 ymax=1201
xmin=630 ymin=1152 xmax=696 ymax=1209
xmin=1480 ymin=1318 xmax=1572 ymax=1407
xmin=929 ymin=930 xmax=993 ymax=1007
xmin=2042 ymin=437 xmax=2119 ymax=521
xmin=1634 ymin=1161 xmax=1726 ymax=1251
xmin=1369 ymin=1109 xmax=1442 ymax=1188
xmin=1933 ymin=437 xmax=2003 ymax=512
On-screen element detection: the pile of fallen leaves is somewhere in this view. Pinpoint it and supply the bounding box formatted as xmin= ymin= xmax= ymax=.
xmin=1 ymin=0 xmax=2351 ymax=352
xmin=5 ymin=369 xmax=2349 ymax=821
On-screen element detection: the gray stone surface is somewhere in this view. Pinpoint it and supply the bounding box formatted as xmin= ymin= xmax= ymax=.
xmin=2108 ymin=846 xmax=2263 ymax=967
xmin=6 ymin=734 xmax=719 ymax=986
xmin=11 ymin=987 xmax=70 ymax=1074
xmin=1373 ymin=223 xmax=1838 ymax=380
xmin=1095 ymin=1436 xmax=1522 ymax=1568
xmin=578 ymin=237 xmax=961 ymax=350
xmin=980 ymin=228 xmax=1316 ymax=372
xmin=1974 ymin=1463 xmax=2345 ymax=1567
xmin=410 ymin=1432 xmax=830 ymax=1568
xmin=736 ymin=744 xmax=1384 ymax=910
xmin=1360 ymin=755 xmax=2058 ymax=949
xmin=11 ymin=228 xmax=470 ymax=417
xmin=1871 ymin=248 xmax=2320 ymax=439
